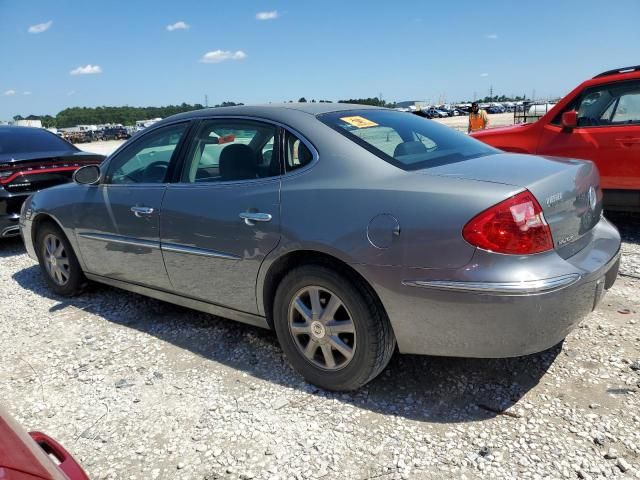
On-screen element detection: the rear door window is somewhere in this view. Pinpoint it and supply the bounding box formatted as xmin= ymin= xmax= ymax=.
xmin=610 ymin=92 xmax=640 ymax=124
xmin=181 ymin=120 xmax=279 ymax=182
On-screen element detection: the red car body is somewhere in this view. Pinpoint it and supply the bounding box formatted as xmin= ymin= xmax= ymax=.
xmin=0 ymin=407 xmax=89 ymax=480
xmin=472 ymin=66 xmax=640 ymax=211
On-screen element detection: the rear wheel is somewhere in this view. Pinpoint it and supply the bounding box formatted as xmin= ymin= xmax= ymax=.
xmin=35 ymin=223 xmax=86 ymax=296
xmin=273 ymin=265 xmax=395 ymax=391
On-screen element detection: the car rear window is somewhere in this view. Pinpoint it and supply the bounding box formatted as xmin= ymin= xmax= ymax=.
xmin=0 ymin=128 xmax=76 ymax=155
xmin=318 ymin=109 xmax=497 ymax=171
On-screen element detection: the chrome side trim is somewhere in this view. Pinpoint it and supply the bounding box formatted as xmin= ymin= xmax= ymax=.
xmin=161 ymin=242 xmax=240 ymax=261
xmin=78 ymin=232 xmax=160 ymax=249
xmin=85 ymin=273 xmax=269 ymax=329
xmin=1 ymin=225 xmax=21 ymax=238
xmin=402 ymin=274 xmax=581 ymax=295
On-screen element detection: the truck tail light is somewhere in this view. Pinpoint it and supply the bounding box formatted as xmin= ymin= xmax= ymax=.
xmin=462 ymin=190 xmax=553 ymax=254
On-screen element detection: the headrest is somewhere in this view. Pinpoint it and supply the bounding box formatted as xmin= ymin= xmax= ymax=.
xmin=393 ymin=141 xmax=428 ymax=158
xmin=219 ymin=144 xmax=257 ymax=181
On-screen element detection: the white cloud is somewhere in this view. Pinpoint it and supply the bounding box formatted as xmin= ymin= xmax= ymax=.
xmin=3 ymin=89 xmax=16 ymax=96
xmin=485 ymin=33 xmax=498 ymax=39
xmin=23 ymin=91 xmax=32 ymax=95
xmin=200 ymin=50 xmax=247 ymax=63
xmin=256 ymin=10 xmax=278 ymax=20
xmin=480 ymin=73 xmax=489 ymax=77
xmin=67 ymin=90 xmax=76 ymax=96
xmin=70 ymin=64 xmax=102 ymax=75
xmin=167 ymin=21 xmax=189 ymax=31
xmin=28 ymin=20 xmax=52 ymax=34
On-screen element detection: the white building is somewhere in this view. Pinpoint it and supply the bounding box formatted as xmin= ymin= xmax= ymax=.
xmin=14 ymin=119 xmax=43 ymax=128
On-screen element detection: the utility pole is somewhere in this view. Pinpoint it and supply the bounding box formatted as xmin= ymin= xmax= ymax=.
xmin=532 ymin=89 xmax=536 ymax=101
xmin=378 ymin=92 xmax=383 ymax=106
xmin=489 ymin=85 xmax=493 ymax=101
xmin=473 ymin=91 xmax=477 ymax=101
xmin=205 ymin=95 xmax=209 ymax=108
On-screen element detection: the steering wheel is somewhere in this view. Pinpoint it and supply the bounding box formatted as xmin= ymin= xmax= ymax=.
xmin=143 ymin=161 xmax=169 ymax=182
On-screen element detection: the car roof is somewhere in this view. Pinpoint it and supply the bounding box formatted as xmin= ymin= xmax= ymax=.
xmin=159 ymin=103 xmax=383 ymax=124
xmin=0 ymin=125 xmax=49 ymax=132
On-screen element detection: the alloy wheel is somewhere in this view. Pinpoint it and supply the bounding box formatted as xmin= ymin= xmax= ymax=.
xmin=42 ymin=233 xmax=70 ymax=286
xmin=287 ymin=286 xmax=356 ymax=371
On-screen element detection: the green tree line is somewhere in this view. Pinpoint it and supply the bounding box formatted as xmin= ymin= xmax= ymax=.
xmin=13 ymin=102 xmax=243 ymax=128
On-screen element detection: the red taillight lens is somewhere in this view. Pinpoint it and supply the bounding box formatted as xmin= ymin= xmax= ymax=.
xmin=463 ymin=190 xmax=553 ymax=254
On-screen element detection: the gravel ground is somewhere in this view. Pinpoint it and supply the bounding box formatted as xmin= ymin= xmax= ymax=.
xmin=1 ymin=214 xmax=639 ymax=480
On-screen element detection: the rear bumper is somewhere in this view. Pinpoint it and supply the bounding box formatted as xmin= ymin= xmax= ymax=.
xmin=0 ymin=188 xmax=29 ymax=237
xmin=357 ymin=217 xmax=621 ymax=357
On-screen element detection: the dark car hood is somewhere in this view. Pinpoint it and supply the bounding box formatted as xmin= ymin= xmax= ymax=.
xmin=0 ymin=150 xmax=103 ymax=164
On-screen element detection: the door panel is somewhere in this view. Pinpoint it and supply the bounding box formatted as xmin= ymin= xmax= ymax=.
xmin=160 ymin=180 xmax=281 ymax=312
xmin=538 ymin=123 xmax=640 ymax=190
xmin=538 ymin=80 xmax=640 ymax=190
xmin=73 ymin=122 xmax=189 ymax=289
xmin=74 ymin=185 xmax=171 ymax=289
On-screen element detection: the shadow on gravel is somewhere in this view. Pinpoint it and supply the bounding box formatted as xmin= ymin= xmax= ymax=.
xmin=0 ymin=236 xmax=25 ymax=258
xmin=606 ymin=211 xmax=640 ymax=245
xmin=13 ymin=263 xmax=561 ymax=424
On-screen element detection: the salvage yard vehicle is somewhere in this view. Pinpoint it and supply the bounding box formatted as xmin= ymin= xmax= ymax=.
xmin=472 ymin=65 xmax=640 ymax=211
xmin=20 ymin=103 xmax=621 ymax=391
xmin=0 ymin=405 xmax=89 ymax=480
xmin=98 ymin=126 xmax=131 ymax=141
xmin=0 ymin=126 xmax=104 ymax=238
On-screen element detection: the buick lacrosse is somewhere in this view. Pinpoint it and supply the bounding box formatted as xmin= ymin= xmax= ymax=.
xmin=20 ymin=103 xmax=621 ymax=390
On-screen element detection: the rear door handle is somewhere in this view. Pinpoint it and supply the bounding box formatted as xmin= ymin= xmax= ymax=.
xmin=131 ymin=206 xmax=154 ymax=217
xmin=239 ymin=212 xmax=272 ymax=226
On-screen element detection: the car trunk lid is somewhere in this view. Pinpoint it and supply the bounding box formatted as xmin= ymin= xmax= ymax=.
xmin=420 ymin=153 xmax=603 ymax=255
xmin=0 ymin=151 xmax=103 ymax=194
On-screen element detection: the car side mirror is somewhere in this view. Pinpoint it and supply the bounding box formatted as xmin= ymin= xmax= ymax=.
xmin=561 ymin=110 xmax=578 ymax=130
xmin=73 ymin=164 xmax=101 ymax=185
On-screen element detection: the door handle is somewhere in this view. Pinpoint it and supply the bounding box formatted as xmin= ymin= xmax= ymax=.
xmin=616 ymin=137 xmax=640 ymax=146
xmin=130 ymin=206 xmax=154 ymax=218
xmin=239 ymin=212 xmax=272 ymax=226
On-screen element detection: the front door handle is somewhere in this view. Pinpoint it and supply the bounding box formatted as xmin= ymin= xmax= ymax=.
xmin=239 ymin=212 xmax=272 ymax=226
xmin=131 ymin=206 xmax=154 ymax=218
xmin=616 ymin=137 xmax=640 ymax=146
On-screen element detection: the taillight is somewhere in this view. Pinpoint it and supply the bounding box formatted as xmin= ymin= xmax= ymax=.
xmin=462 ymin=190 xmax=553 ymax=254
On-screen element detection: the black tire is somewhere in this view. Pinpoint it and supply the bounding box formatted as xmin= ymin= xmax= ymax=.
xmin=35 ymin=222 xmax=86 ymax=296
xmin=273 ymin=265 xmax=396 ymax=391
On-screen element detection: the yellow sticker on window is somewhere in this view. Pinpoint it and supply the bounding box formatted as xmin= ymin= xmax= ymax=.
xmin=339 ymin=116 xmax=379 ymax=128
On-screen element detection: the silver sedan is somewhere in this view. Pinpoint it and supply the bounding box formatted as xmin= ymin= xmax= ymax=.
xmin=20 ymin=103 xmax=621 ymax=390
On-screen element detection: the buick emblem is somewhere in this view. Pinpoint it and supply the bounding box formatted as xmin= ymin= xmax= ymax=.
xmin=588 ymin=186 xmax=597 ymax=211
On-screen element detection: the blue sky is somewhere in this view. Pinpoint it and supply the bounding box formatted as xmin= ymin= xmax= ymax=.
xmin=1 ymin=0 xmax=639 ymax=119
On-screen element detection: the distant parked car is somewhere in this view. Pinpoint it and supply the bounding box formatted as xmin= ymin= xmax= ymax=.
xmin=99 ymin=126 xmax=131 ymax=141
xmin=0 ymin=126 xmax=104 ymax=238
xmin=21 ymin=104 xmax=620 ymax=391
xmin=423 ymin=108 xmax=448 ymax=118
xmin=0 ymin=405 xmax=89 ymax=479
xmin=472 ymin=65 xmax=640 ymax=211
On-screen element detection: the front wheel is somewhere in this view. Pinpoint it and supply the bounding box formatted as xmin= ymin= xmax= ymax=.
xmin=273 ymin=265 xmax=395 ymax=391
xmin=36 ymin=223 xmax=86 ymax=296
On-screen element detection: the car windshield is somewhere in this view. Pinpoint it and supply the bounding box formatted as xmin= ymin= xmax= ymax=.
xmin=0 ymin=128 xmax=75 ymax=155
xmin=318 ymin=109 xmax=497 ymax=170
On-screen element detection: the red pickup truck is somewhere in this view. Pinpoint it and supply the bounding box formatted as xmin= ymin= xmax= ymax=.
xmin=472 ymin=66 xmax=640 ymax=211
